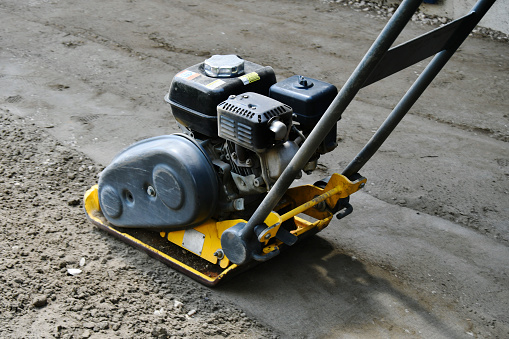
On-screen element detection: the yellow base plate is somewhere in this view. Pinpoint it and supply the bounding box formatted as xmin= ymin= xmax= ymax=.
xmin=84 ymin=174 xmax=366 ymax=286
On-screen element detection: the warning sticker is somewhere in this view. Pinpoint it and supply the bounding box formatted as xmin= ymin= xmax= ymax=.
xmin=176 ymin=70 xmax=200 ymax=81
xmin=206 ymin=79 xmax=225 ymax=89
xmin=239 ymin=72 xmax=261 ymax=85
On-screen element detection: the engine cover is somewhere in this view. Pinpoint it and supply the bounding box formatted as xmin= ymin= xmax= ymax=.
xmin=217 ymin=92 xmax=293 ymax=152
xmin=98 ymin=134 xmax=218 ymax=229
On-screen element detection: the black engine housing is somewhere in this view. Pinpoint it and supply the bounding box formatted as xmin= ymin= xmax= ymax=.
xmin=165 ymin=59 xmax=277 ymax=138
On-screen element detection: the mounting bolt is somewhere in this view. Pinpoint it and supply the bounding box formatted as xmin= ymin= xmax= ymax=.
xmin=264 ymin=233 xmax=271 ymax=240
xmin=253 ymin=177 xmax=265 ymax=187
xmin=213 ymin=249 xmax=224 ymax=259
xmin=245 ymin=158 xmax=253 ymax=167
xmin=147 ymin=186 xmax=156 ymax=197
xmin=359 ymin=183 xmax=365 ymax=189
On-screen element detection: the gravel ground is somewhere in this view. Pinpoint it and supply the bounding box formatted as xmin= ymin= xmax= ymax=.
xmin=324 ymin=0 xmax=509 ymax=42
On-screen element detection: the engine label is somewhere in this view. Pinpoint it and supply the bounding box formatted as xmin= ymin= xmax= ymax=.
xmin=176 ymin=70 xmax=200 ymax=80
xmin=206 ymin=79 xmax=225 ymax=89
xmin=239 ymin=72 xmax=260 ymax=85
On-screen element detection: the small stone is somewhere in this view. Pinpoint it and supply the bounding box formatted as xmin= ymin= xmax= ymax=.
xmin=98 ymin=321 xmax=109 ymax=330
xmin=68 ymin=199 xmax=81 ymax=206
xmin=152 ymin=326 xmax=168 ymax=338
xmin=154 ymin=308 xmax=166 ymax=316
xmin=32 ymin=294 xmax=48 ymax=308
xmin=67 ymin=268 xmax=82 ymax=276
xmin=83 ymin=322 xmax=95 ymax=329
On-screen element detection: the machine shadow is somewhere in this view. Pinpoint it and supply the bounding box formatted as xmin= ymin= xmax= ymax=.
xmin=217 ymin=235 xmax=462 ymax=338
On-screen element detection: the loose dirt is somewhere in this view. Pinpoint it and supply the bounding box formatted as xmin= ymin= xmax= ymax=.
xmin=0 ymin=112 xmax=278 ymax=338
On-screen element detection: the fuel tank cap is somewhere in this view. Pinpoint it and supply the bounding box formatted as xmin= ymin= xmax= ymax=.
xmin=204 ymin=55 xmax=245 ymax=78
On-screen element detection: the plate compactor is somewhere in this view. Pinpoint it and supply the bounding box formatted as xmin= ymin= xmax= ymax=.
xmin=84 ymin=0 xmax=497 ymax=285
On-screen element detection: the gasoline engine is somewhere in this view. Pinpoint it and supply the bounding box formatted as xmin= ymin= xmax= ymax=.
xmin=97 ymin=55 xmax=338 ymax=230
